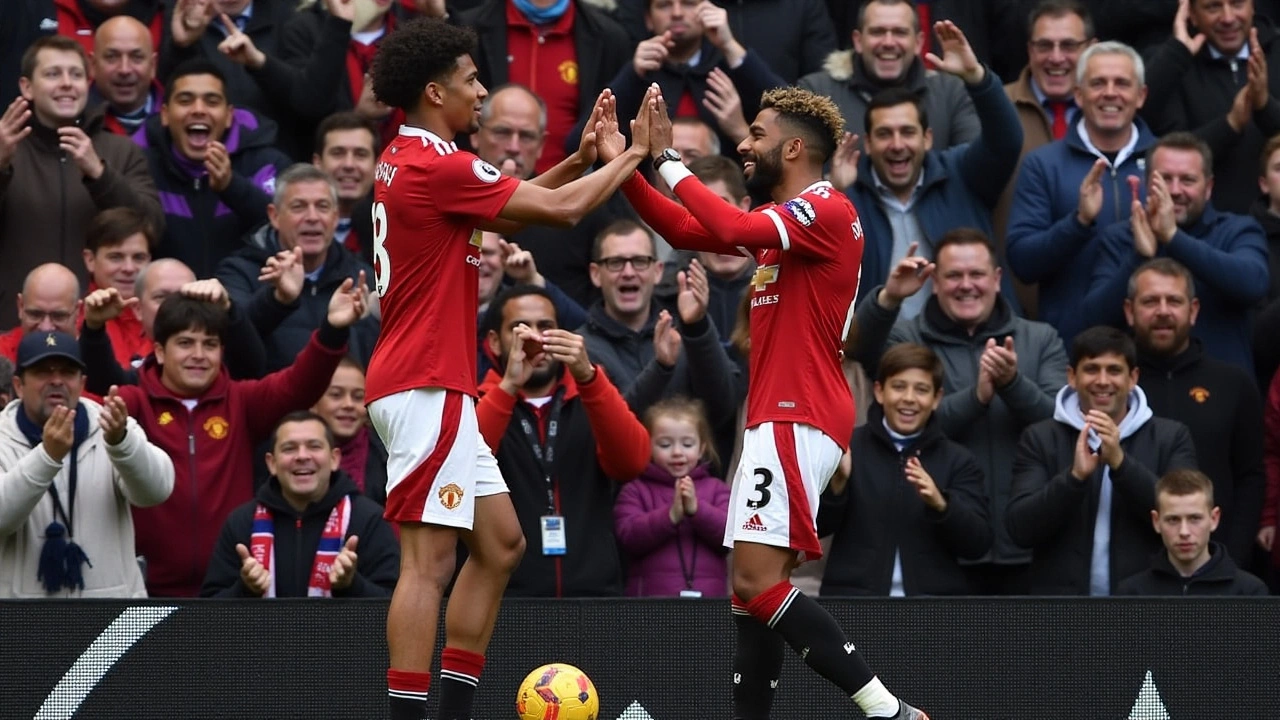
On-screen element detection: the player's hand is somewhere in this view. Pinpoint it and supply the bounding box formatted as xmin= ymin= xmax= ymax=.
xmin=326 ymin=274 xmax=368 ymax=328
xmin=924 ymin=20 xmax=984 ymax=85
xmin=829 ymin=132 xmax=860 ymax=192
xmin=41 ymin=405 xmax=76 ymax=463
xmin=180 ymin=278 xmax=232 ymax=310
xmin=355 ymin=73 xmax=393 ymax=120
xmin=204 ymin=140 xmax=232 ymax=192
xmin=594 ymin=90 xmax=626 ymax=163
xmin=216 ymin=13 xmax=266 ymax=69
xmin=1147 ymin=172 xmax=1177 ymax=245
xmin=0 ymin=97 xmax=32 ymax=170
xmin=82 ymin=287 xmax=135 ymax=330
xmin=171 ymin=0 xmax=217 ymax=48
xmin=260 ymin=247 xmax=305 ymax=304
xmin=827 ymin=448 xmax=853 ymax=496
xmin=629 ymin=85 xmax=660 ymax=158
xmin=1129 ymin=176 xmax=1158 ymax=258
xmin=669 ymin=479 xmax=686 ymax=524
xmin=574 ymin=90 xmax=610 ymax=167
xmin=542 ymin=329 xmax=595 ymax=384
xmin=676 ymin=258 xmax=709 ymax=324
xmin=99 ymin=386 xmax=129 ymax=445
xmin=236 ymin=543 xmax=271 ymax=596
xmin=1076 ymin=158 xmax=1106 ymax=226
xmin=980 ymin=336 xmax=1018 ymax=388
xmin=904 ymin=456 xmax=947 ymax=513
xmin=58 ymin=126 xmax=105 ymax=180
xmin=1174 ymin=0 xmax=1207 ymax=56
xmin=877 ymin=241 xmax=933 ymax=308
xmin=1258 ymin=525 xmax=1275 ymax=552
xmin=1088 ymin=409 xmax=1124 ymax=470
xmin=646 ymin=88 xmax=673 ymax=160
xmin=679 ymin=476 xmax=698 ymax=515
xmin=633 ymin=32 xmax=673 ymax=77
xmin=328 ymin=536 xmax=359 ymax=590
xmin=701 ymin=68 xmax=748 ymax=144
xmin=500 ymin=239 xmax=543 ymax=286
xmin=653 ymin=309 xmax=682 ymax=369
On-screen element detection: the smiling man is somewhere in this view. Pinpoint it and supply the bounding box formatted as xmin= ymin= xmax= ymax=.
xmin=91 ymin=16 xmax=161 ymax=136
xmin=1007 ymin=325 xmax=1198 ymax=595
xmin=312 ymin=112 xmax=378 ymax=258
xmin=135 ymin=59 xmax=291 ymax=278
xmin=853 ymin=228 xmax=1066 ymax=594
xmin=80 ymin=207 xmax=155 ymax=367
xmin=216 ymin=164 xmax=379 ymax=372
xmin=1116 ymin=469 xmax=1268 ymax=595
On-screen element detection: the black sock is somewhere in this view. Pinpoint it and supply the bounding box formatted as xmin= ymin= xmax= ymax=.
xmin=437 ymin=647 xmax=484 ymax=719
xmin=388 ymin=696 xmax=427 ymax=720
xmin=746 ymin=583 xmax=876 ymax=697
xmin=732 ymin=597 xmax=786 ymax=720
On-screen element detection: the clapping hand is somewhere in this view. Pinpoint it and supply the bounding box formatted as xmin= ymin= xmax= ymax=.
xmin=99 ymin=386 xmax=129 ymax=446
xmin=653 ymin=309 xmax=682 ymax=369
xmin=236 ymin=543 xmax=271 ymax=596
xmin=328 ymin=536 xmax=359 ymax=590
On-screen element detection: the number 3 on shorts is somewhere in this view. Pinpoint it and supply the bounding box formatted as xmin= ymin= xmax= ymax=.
xmin=747 ymin=468 xmax=773 ymax=509
xmin=372 ymin=201 xmax=392 ymax=296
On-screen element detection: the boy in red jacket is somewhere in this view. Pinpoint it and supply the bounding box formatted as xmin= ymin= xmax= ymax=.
xmin=118 ymin=277 xmax=366 ymax=597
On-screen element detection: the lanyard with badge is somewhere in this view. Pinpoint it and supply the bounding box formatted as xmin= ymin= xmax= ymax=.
xmin=518 ymin=388 xmax=567 ymax=556
xmin=675 ymin=531 xmax=701 ymax=597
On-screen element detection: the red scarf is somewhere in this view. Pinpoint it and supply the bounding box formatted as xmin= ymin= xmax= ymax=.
xmin=249 ymin=496 xmax=351 ymax=597
xmin=346 ymin=18 xmax=406 ymax=147
xmin=338 ymin=427 xmax=371 ymax=493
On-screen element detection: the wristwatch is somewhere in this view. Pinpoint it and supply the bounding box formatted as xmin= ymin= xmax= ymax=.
xmin=652 ymin=148 xmax=682 ymax=171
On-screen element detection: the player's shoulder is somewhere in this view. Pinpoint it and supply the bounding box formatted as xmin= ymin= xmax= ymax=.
xmin=777 ymin=181 xmax=852 ymax=227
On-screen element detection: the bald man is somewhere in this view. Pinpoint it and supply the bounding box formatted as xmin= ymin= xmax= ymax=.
xmin=92 ymin=16 xmax=161 ymax=136
xmin=0 ymin=263 xmax=82 ymax=363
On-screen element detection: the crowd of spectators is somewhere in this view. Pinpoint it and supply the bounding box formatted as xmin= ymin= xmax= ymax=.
xmin=1 ymin=0 xmax=1280 ymax=601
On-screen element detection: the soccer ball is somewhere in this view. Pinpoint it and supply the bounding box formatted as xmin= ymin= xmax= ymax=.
xmin=515 ymin=662 xmax=599 ymax=720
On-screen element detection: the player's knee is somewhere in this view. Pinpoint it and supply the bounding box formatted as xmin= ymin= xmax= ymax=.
xmin=498 ymin=529 xmax=526 ymax=575
xmin=731 ymin=568 xmax=771 ymax=603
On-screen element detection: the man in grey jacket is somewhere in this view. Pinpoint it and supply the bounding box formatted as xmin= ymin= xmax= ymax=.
xmin=797 ymin=0 xmax=979 ymax=148
xmin=1006 ymin=326 xmax=1197 ymax=595
xmin=0 ymin=330 xmax=174 ymax=598
xmin=854 ymin=228 xmax=1068 ymax=593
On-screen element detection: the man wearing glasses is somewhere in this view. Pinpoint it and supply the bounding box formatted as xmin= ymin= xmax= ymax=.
xmin=995 ymin=0 xmax=1096 ymax=318
xmin=580 ymin=218 xmax=744 ymax=449
xmin=0 ymin=263 xmax=81 ymax=365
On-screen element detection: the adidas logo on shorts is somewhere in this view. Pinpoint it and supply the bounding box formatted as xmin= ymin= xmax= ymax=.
xmin=742 ymin=513 xmax=768 ymax=532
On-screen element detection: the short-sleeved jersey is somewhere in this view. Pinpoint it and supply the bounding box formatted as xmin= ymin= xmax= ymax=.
xmin=745 ymin=180 xmax=863 ymax=446
xmin=365 ymin=126 xmax=519 ymax=403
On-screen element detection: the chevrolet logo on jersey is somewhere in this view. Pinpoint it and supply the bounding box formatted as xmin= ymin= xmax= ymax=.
xmin=752 ymin=265 xmax=779 ymax=291
xmin=469 ymin=229 xmax=482 ymax=247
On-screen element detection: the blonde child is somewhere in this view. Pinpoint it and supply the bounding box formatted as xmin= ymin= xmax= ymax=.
xmin=614 ymin=397 xmax=732 ymax=597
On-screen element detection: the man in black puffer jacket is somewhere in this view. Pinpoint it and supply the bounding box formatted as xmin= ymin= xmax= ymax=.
xmin=216 ymin=164 xmax=379 ymax=372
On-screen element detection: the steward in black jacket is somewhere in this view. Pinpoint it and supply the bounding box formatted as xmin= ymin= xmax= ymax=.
xmin=201 ymin=471 xmax=399 ymax=598
xmin=817 ymin=406 xmax=992 ymax=596
xmin=1116 ymin=541 xmax=1269 ymax=596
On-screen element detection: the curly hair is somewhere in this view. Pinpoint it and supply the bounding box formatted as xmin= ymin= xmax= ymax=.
xmin=759 ymin=87 xmax=845 ymax=163
xmin=371 ymin=18 xmax=478 ymax=112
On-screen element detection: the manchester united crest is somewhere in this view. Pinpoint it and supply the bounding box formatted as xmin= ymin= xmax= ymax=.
xmin=438 ymin=483 xmax=464 ymax=510
xmin=1188 ymin=387 xmax=1210 ymax=404
xmin=203 ymin=416 xmax=229 ymax=440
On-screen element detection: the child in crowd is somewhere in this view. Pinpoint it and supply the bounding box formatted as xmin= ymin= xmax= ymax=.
xmin=614 ymin=397 xmax=732 ymax=597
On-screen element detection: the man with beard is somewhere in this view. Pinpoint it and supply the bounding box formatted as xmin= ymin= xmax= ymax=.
xmin=0 ymin=35 xmax=162 ymax=318
xmin=90 ymin=16 xmax=162 ymax=136
xmin=476 ymin=285 xmax=649 ymax=597
xmin=799 ymin=0 xmax=980 ymax=147
xmin=1081 ymin=132 xmax=1268 ymax=373
xmin=1120 ymin=258 xmax=1265 ymax=567
xmin=598 ymin=30 xmax=932 ymax=720
xmin=1007 ymin=325 xmax=1198 ymax=595
xmin=837 ymin=21 xmax=1025 ymax=318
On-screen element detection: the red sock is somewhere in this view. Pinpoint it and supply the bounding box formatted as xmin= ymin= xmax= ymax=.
xmin=744 ymin=581 xmax=799 ymax=628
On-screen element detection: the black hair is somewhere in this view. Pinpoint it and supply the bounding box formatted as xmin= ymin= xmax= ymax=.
xmin=864 ymin=87 xmax=929 ymax=134
xmin=271 ymin=409 xmax=336 ymax=450
xmin=1070 ymin=326 xmax=1136 ymax=370
xmin=164 ymin=59 xmax=228 ymax=104
xmin=370 ymin=18 xmax=479 ymax=112
xmin=481 ymin=285 xmax=558 ymax=336
xmin=152 ymin=294 xmax=229 ymax=346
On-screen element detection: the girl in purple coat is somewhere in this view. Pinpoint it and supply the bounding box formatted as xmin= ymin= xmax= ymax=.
xmin=614 ymin=398 xmax=732 ymax=597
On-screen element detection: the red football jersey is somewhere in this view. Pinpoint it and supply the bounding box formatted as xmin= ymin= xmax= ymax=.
xmin=365 ymin=126 xmax=519 ymax=402
xmin=622 ymin=175 xmax=863 ymax=447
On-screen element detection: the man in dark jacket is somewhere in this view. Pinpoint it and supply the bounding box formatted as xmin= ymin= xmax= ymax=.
xmin=1007 ymin=326 xmax=1198 ymax=595
xmin=453 ymin=0 xmax=632 ymax=173
xmin=1120 ymin=258 xmax=1266 ymax=566
xmin=1082 ymin=132 xmax=1269 ymax=374
xmin=0 ymin=35 xmax=163 ymax=324
xmin=215 ymin=163 xmax=379 ymax=372
xmin=478 ymin=285 xmax=651 ymax=597
xmin=202 ymin=410 xmax=399 ymax=598
xmin=818 ymin=343 xmax=991 ymax=596
xmin=133 ymin=59 xmax=291 ymax=278
xmin=1116 ymin=468 xmax=1269 ymax=595
xmin=90 ymin=16 xmax=164 ymax=137
xmin=839 ymin=23 xmax=1025 ymax=317
xmin=854 ymin=229 xmax=1067 ymax=594
xmin=1140 ymin=0 xmax=1280 ymax=213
